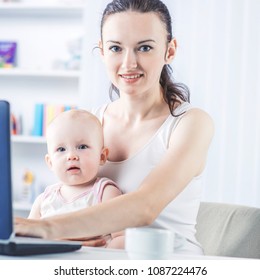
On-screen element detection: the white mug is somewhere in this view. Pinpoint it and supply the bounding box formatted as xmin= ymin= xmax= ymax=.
xmin=125 ymin=227 xmax=175 ymax=260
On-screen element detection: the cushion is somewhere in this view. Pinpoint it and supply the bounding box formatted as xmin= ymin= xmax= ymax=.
xmin=195 ymin=202 xmax=260 ymax=259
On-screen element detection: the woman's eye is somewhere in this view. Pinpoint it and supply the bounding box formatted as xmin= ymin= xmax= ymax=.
xmin=57 ymin=147 xmax=65 ymax=152
xmin=78 ymin=144 xmax=88 ymax=150
xmin=109 ymin=45 xmax=122 ymax=52
xmin=139 ymin=45 xmax=152 ymax=52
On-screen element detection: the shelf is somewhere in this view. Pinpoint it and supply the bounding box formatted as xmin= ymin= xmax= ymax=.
xmin=0 ymin=2 xmax=85 ymax=14
xmin=0 ymin=68 xmax=80 ymax=78
xmin=2 ymin=1 xmax=85 ymax=216
xmin=13 ymin=201 xmax=31 ymax=211
xmin=12 ymin=135 xmax=46 ymax=144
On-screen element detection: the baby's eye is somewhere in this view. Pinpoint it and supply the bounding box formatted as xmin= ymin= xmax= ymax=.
xmin=109 ymin=45 xmax=122 ymax=52
xmin=78 ymin=144 xmax=89 ymax=150
xmin=57 ymin=147 xmax=66 ymax=152
xmin=138 ymin=45 xmax=152 ymax=52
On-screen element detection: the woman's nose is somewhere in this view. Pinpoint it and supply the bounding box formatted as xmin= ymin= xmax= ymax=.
xmin=122 ymin=50 xmax=137 ymax=70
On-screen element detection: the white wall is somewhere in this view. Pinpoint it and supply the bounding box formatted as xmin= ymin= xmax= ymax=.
xmin=79 ymin=0 xmax=111 ymax=109
xmin=168 ymin=0 xmax=260 ymax=207
xmin=80 ymin=0 xmax=260 ymax=207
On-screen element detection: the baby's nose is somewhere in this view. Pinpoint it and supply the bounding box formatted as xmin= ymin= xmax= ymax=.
xmin=67 ymin=153 xmax=79 ymax=161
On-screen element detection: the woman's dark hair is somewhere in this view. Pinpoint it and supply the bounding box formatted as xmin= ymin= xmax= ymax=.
xmin=101 ymin=0 xmax=190 ymax=116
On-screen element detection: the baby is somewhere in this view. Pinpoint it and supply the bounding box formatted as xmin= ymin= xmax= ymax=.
xmin=28 ymin=109 xmax=123 ymax=248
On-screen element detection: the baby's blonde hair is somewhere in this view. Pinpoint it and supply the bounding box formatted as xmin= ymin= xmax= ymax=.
xmin=46 ymin=109 xmax=104 ymax=148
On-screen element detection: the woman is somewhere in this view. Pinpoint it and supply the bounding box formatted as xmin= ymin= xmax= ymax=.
xmin=15 ymin=0 xmax=214 ymax=255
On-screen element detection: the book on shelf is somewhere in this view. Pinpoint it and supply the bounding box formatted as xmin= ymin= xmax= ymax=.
xmin=32 ymin=103 xmax=44 ymax=136
xmin=32 ymin=103 xmax=77 ymax=137
xmin=0 ymin=41 xmax=17 ymax=68
xmin=11 ymin=112 xmax=22 ymax=135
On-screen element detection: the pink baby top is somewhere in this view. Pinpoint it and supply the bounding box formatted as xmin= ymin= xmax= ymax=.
xmin=39 ymin=177 xmax=119 ymax=218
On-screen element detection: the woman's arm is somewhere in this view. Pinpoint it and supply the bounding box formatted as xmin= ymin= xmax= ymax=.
xmin=139 ymin=108 xmax=214 ymax=218
xmin=15 ymin=109 xmax=214 ymax=240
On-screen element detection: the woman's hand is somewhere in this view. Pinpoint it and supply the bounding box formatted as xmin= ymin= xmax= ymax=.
xmin=15 ymin=217 xmax=107 ymax=247
xmin=15 ymin=217 xmax=50 ymax=239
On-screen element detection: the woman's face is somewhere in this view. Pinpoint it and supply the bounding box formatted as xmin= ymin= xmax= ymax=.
xmin=100 ymin=11 xmax=176 ymax=97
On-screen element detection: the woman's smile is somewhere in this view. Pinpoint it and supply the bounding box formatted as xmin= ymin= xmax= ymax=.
xmin=119 ymin=73 xmax=144 ymax=83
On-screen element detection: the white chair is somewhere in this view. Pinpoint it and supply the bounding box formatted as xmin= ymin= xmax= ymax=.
xmin=195 ymin=202 xmax=260 ymax=259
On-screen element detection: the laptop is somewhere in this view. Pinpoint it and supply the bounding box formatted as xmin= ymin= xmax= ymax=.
xmin=0 ymin=100 xmax=82 ymax=256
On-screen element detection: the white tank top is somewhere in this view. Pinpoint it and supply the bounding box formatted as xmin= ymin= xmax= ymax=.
xmin=93 ymin=102 xmax=204 ymax=254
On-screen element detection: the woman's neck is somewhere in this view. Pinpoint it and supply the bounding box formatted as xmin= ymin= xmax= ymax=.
xmin=114 ymin=88 xmax=169 ymax=123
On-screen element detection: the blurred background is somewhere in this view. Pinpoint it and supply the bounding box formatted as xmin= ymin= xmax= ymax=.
xmin=0 ymin=0 xmax=259 ymax=216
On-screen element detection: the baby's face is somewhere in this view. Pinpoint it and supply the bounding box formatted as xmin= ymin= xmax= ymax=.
xmin=45 ymin=115 xmax=105 ymax=186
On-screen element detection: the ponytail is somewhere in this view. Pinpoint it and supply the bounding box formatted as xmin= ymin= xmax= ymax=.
xmin=160 ymin=65 xmax=190 ymax=116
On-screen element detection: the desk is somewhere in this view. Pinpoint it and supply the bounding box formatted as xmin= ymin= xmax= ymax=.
xmin=0 ymin=246 xmax=232 ymax=260
xmin=1 ymin=248 xmax=256 ymax=280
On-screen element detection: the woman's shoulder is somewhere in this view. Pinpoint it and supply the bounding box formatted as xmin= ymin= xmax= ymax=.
xmin=173 ymin=106 xmax=215 ymax=144
xmin=91 ymin=103 xmax=108 ymax=116
xmin=172 ymin=102 xmax=214 ymax=130
xmin=91 ymin=103 xmax=109 ymax=124
xmin=183 ymin=107 xmax=214 ymax=129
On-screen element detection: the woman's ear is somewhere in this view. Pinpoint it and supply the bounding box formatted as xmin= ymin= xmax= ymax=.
xmin=45 ymin=154 xmax=53 ymax=170
xmin=100 ymin=147 xmax=109 ymax=166
xmin=165 ymin=38 xmax=177 ymax=64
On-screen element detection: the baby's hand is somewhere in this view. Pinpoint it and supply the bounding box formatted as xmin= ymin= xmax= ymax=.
xmin=67 ymin=236 xmax=107 ymax=247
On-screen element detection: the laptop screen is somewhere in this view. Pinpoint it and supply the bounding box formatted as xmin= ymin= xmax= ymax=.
xmin=0 ymin=100 xmax=13 ymax=240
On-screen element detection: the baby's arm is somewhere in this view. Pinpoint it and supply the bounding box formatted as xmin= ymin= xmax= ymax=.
xmin=106 ymin=235 xmax=125 ymax=249
xmin=101 ymin=184 xmax=122 ymax=202
xmin=27 ymin=194 xmax=42 ymax=219
xmin=101 ymin=185 xmax=125 ymax=249
xmin=106 ymin=230 xmax=125 ymax=249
